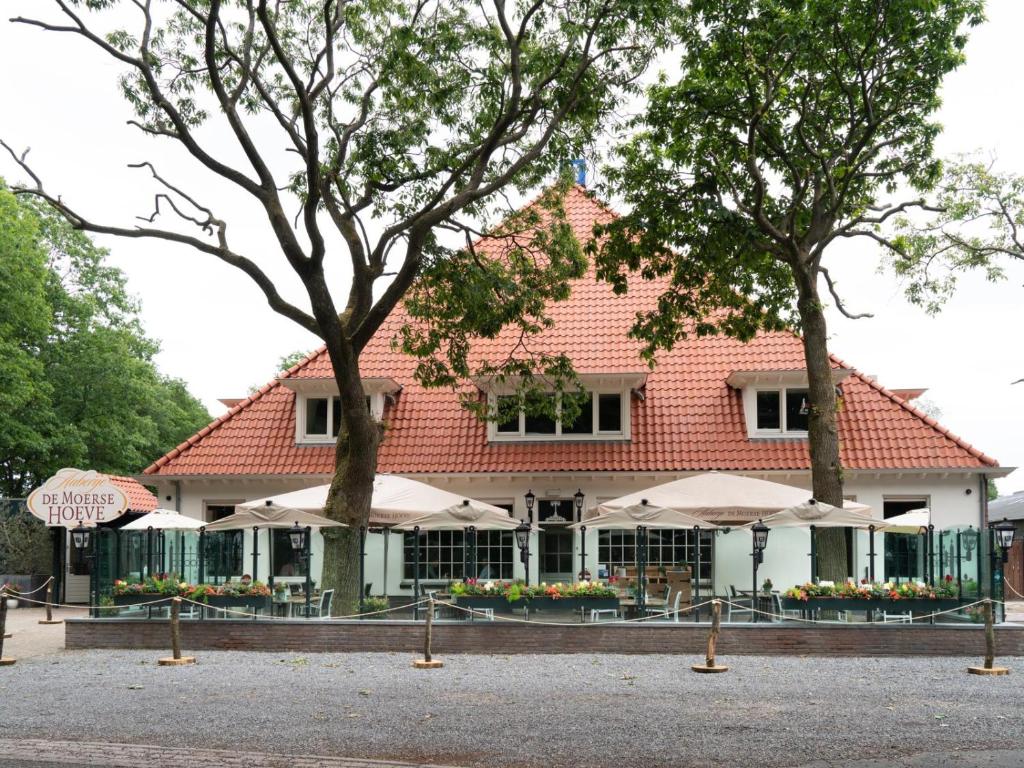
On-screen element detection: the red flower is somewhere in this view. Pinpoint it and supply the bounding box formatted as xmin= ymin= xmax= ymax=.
xmin=945 ymin=574 xmax=954 ymax=582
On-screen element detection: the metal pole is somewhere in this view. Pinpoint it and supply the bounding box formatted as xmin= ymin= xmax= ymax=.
xmin=693 ymin=526 xmax=701 ymax=623
xmin=49 ymin=527 xmax=61 ymax=605
xmin=579 ymin=525 xmax=587 ymax=579
xmin=868 ymin=525 xmax=876 ymax=582
xmin=198 ymin=527 xmax=206 ymax=584
xmin=928 ymin=524 xmax=935 ymax=586
xmin=950 ymin=528 xmax=958 ymax=602
xmin=413 ymin=525 xmax=421 ymax=621
xmin=359 ymin=525 xmax=366 ymax=613
xmin=114 ymin=529 xmax=122 ymax=583
xmin=751 ymin=534 xmax=759 ymax=624
xmin=146 ymin=526 xmax=154 ymax=577
xmin=304 ymin=526 xmax=312 ymax=619
xmin=466 ymin=526 xmax=476 ymax=581
xmin=809 ymin=525 xmax=817 ymax=583
xmin=383 ymin=528 xmax=390 ymax=597
xmin=89 ymin=529 xmax=98 ymax=619
xmin=179 ymin=530 xmax=185 ymax=579
xmin=251 ymin=526 xmax=259 ymax=582
xmin=636 ymin=526 xmax=646 ymax=616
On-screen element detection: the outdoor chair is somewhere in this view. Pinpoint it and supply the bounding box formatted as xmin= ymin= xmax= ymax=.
xmin=726 ymin=585 xmax=753 ymax=622
xmin=298 ymin=589 xmax=333 ymax=619
xmin=771 ymin=593 xmax=803 ymax=623
xmin=657 ymin=590 xmax=686 ymax=622
xmin=643 ymin=584 xmax=671 ymax=619
xmin=589 ymin=606 xmax=619 ymax=622
xmin=881 ymin=610 xmax=913 ymax=624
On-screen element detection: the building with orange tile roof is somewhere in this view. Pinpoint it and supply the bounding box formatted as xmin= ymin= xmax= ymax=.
xmin=140 ymin=186 xmax=1010 ymax=596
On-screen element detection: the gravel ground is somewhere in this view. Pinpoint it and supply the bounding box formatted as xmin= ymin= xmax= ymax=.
xmin=0 ymin=651 xmax=1022 ymax=768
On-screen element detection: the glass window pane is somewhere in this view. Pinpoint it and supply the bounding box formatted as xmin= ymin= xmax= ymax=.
xmin=332 ymin=397 xmax=342 ymax=437
xmin=598 ymin=394 xmax=622 ymax=432
xmin=524 ymin=393 xmax=557 ymax=434
xmin=305 ymin=398 xmax=328 ymax=435
xmin=785 ymin=389 xmax=809 ymax=432
xmin=756 ymin=391 xmax=781 ymax=430
xmin=272 ymin=530 xmax=307 ymax=577
xmin=496 ymin=395 xmax=520 ymax=433
xmin=561 ymin=392 xmax=594 ymax=434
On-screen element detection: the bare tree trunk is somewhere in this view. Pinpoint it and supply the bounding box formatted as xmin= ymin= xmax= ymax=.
xmin=319 ymin=337 xmax=382 ymax=617
xmin=794 ymin=268 xmax=847 ymax=582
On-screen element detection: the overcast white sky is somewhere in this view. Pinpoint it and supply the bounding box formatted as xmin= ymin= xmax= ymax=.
xmin=1 ymin=1 xmax=1021 ymax=494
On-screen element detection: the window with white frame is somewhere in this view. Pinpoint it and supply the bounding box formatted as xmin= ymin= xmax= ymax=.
xmin=299 ymin=394 xmax=379 ymax=442
xmin=598 ymin=529 xmax=712 ymax=580
xmin=403 ymin=529 xmax=514 ymax=581
xmin=754 ymin=388 xmax=810 ymax=434
xmin=491 ymin=390 xmax=627 ymax=441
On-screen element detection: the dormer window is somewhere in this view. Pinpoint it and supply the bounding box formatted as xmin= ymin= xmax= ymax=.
xmin=282 ymin=376 xmax=401 ymax=445
xmin=728 ymin=369 xmax=849 ymax=439
xmin=755 ymin=388 xmax=809 ymax=434
xmin=489 ymin=390 xmax=629 ymax=441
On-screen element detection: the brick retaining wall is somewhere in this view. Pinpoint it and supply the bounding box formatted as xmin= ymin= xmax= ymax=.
xmin=64 ymin=618 xmax=1024 ymax=657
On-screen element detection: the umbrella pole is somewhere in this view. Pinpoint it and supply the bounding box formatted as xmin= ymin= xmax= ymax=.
xmin=809 ymin=525 xmax=817 ymax=583
xmin=693 ymin=525 xmax=701 ymax=623
xmin=579 ymin=525 xmax=587 ymax=580
xmin=251 ymin=526 xmax=260 ymax=582
xmin=198 ymin=527 xmax=206 ymax=584
xmin=383 ymin=529 xmax=389 ymax=598
xmin=413 ymin=525 xmax=421 ymax=621
xmin=359 ymin=526 xmax=366 ymax=613
xmin=304 ymin=526 xmax=312 ymax=618
xmin=868 ymin=525 xmax=876 ymax=582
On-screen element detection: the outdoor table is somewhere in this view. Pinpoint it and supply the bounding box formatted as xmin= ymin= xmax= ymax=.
xmin=619 ymin=597 xmax=667 ymax=620
xmin=737 ymin=590 xmax=778 ymax=620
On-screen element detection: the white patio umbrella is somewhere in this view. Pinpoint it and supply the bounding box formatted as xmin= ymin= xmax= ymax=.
xmin=880 ymin=508 xmax=930 ymax=534
xmin=121 ymin=509 xmax=204 ymax=530
xmin=121 ymin=509 xmax=204 ymax=582
xmin=593 ymin=471 xmax=873 ymax=523
xmin=747 ymin=499 xmax=887 ymax=530
xmin=238 ymin=475 xmax=516 ymax=595
xmin=394 ymin=499 xmax=530 ymax=531
xmin=569 ymin=500 xmax=719 ymax=531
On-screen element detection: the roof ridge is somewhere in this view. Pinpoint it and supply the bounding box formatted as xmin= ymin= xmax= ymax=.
xmin=829 ymin=352 xmax=998 ymax=467
xmin=141 ymin=354 xmax=314 ymax=475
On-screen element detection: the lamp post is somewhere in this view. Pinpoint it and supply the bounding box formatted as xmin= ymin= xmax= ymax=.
xmin=574 ymin=490 xmax=587 ymax=580
xmin=288 ymin=522 xmax=311 ymax=617
xmin=71 ymin=523 xmax=98 ymax=618
xmin=995 ymin=518 xmax=1016 ymax=563
xmin=358 ymin=525 xmax=367 ymax=614
xmin=751 ymin=519 xmax=770 ymax=624
xmin=524 ymin=490 xmax=536 ymax=524
xmin=515 ymin=520 xmax=531 ymax=587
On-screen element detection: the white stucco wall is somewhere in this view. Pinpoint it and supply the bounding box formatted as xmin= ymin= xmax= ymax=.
xmin=148 ymin=469 xmax=991 ymax=597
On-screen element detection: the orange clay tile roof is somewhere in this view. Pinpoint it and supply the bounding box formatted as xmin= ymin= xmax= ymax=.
xmin=107 ymin=475 xmax=159 ymax=511
xmin=143 ymin=186 xmax=997 ymax=477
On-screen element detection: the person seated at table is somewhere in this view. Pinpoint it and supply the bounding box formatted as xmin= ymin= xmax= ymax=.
xmin=240 ymin=573 xmax=252 ymax=585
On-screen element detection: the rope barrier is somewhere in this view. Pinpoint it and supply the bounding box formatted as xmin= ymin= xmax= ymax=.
xmin=175 ymin=596 xmax=437 ymax=621
xmin=433 ymin=597 xmax=723 ymax=627
xmin=0 ymin=577 xmax=54 ymax=597
xmin=1003 ymin=579 xmax=1024 ymax=601
xmin=715 ymin=597 xmax=995 ymax=626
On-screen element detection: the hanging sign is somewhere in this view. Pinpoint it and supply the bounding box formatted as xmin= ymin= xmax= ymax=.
xmin=27 ymin=468 xmax=129 ymax=527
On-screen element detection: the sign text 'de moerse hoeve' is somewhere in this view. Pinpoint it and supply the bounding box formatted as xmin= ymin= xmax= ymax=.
xmin=27 ymin=468 xmax=129 ymax=526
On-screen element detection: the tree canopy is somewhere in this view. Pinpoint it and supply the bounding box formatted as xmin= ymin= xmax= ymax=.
xmin=0 ymin=181 xmax=211 ymax=498
xmin=595 ymin=0 xmax=989 ymax=579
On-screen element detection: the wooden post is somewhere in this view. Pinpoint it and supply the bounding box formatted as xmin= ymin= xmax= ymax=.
xmin=158 ymin=597 xmax=196 ymax=666
xmin=968 ymin=599 xmax=1009 ymax=676
xmin=413 ymin=596 xmax=443 ymax=669
xmin=0 ymin=595 xmax=14 ymax=665
xmin=692 ymin=599 xmax=727 ymax=673
xmin=39 ymin=582 xmax=63 ymax=625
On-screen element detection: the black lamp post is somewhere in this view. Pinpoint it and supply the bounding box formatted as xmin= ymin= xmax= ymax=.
xmin=995 ymin=518 xmax=1016 ymax=564
xmin=524 ymin=490 xmax=536 ymax=524
xmin=515 ymin=520 xmax=531 ymax=587
xmin=288 ymin=522 xmax=312 ymax=617
xmin=751 ymin=519 xmax=770 ymax=624
xmin=574 ymin=489 xmax=588 ymax=580
xmin=71 ymin=523 xmax=98 ymax=618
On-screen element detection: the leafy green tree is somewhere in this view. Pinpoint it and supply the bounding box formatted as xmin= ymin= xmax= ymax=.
xmin=890 ymin=158 xmax=1024 ymax=310
xmin=2 ymin=0 xmax=673 ymax=611
xmin=0 ymin=182 xmax=210 ymax=498
xmin=595 ymin=0 xmax=987 ymax=579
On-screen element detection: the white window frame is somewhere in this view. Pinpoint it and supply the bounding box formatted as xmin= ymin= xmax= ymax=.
xmin=487 ymin=389 xmax=630 ymax=442
xmin=296 ymin=393 xmax=384 ymax=444
xmin=749 ymin=386 xmax=810 ymax=437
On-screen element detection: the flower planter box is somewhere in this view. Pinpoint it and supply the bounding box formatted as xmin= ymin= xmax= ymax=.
xmin=780 ymin=597 xmax=964 ymax=613
xmin=112 ymin=594 xmax=176 ymax=608
xmin=112 ymin=594 xmax=271 ymax=614
xmin=453 ymin=595 xmax=620 ymax=614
